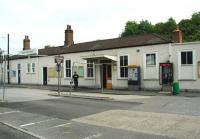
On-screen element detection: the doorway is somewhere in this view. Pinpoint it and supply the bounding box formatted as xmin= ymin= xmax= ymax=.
xmin=17 ymin=70 xmax=21 ymax=84
xmin=43 ymin=67 xmax=47 ymax=85
xmin=17 ymin=64 xmax=21 ymax=84
xmin=103 ymin=64 xmax=112 ymax=89
xmin=159 ymin=63 xmax=173 ymax=85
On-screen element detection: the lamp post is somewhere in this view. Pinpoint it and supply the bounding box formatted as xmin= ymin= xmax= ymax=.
xmin=7 ymin=34 xmax=10 ymax=84
xmin=0 ymin=49 xmax=6 ymax=102
xmin=0 ymin=34 xmax=9 ymax=102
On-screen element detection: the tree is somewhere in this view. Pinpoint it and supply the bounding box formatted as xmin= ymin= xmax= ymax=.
xmin=154 ymin=18 xmax=176 ymax=39
xmin=121 ymin=21 xmax=139 ymax=37
xmin=121 ymin=20 xmax=154 ymax=37
xmin=179 ymin=19 xmax=193 ymax=41
xmin=138 ymin=20 xmax=154 ymax=34
xmin=122 ymin=18 xmax=176 ymax=39
xmin=179 ymin=12 xmax=200 ymax=42
xmin=121 ymin=11 xmax=200 ymax=42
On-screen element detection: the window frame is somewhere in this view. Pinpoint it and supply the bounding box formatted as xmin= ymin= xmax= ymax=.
xmin=119 ymin=55 xmax=128 ymax=78
xmin=26 ymin=63 xmax=36 ymax=73
xmin=86 ymin=60 xmax=94 ymax=78
xmin=17 ymin=64 xmax=21 ymax=70
xmin=146 ymin=53 xmax=156 ymax=66
xmin=181 ymin=51 xmax=193 ymax=65
xmin=31 ymin=63 xmax=35 ymax=73
xmin=65 ymin=59 xmax=71 ymax=78
xmin=27 ymin=63 xmax=31 ymax=73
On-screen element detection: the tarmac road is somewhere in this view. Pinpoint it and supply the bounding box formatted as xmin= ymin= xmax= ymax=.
xmin=0 ymin=123 xmax=38 ymax=139
xmin=0 ymin=88 xmax=200 ymax=139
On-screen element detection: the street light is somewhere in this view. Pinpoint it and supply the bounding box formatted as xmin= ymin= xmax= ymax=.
xmin=0 ymin=34 xmax=9 ymax=102
xmin=0 ymin=49 xmax=6 ymax=102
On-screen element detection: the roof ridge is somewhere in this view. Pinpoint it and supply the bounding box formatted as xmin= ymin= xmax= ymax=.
xmin=151 ymin=33 xmax=172 ymax=42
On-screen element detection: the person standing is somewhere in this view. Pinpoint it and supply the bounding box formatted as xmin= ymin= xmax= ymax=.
xmin=72 ymin=72 xmax=79 ymax=90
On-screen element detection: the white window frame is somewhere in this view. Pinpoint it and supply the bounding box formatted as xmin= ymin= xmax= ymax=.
xmin=118 ymin=55 xmax=129 ymax=79
xmin=181 ymin=51 xmax=193 ymax=65
xmin=178 ymin=50 xmax=196 ymax=80
xmin=146 ymin=53 xmax=156 ymax=66
xmin=26 ymin=63 xmax=36 ymax=73
xmin=143 ymin=52 xmax=158 ymax=79
xmin=32 ymin=63 xmax=35 ymax=73
xmin=17 ymin=64 xmax=21 ymax=70
xmin=65 ymin=59 xmax=71 ymax=78
xmin=86 ymin=60 xmax=94 ymax=78
xmin=27 ymin=63 xmax=31 ymax=73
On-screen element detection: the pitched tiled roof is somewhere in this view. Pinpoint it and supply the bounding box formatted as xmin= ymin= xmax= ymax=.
xmin=9 ymin=55 xmax=44 ymax=60
xmin=38 ymin=33 xmax=171 ymax=56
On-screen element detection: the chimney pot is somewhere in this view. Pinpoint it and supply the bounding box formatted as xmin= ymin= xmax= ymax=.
xmin=67 ymin=25 xmax=71 ymax=30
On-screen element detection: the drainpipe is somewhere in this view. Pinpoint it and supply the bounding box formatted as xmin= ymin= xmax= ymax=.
xmin=168 ymin=43 xmax=172 ymax=63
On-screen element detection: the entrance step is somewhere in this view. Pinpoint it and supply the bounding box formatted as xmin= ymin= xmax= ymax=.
xmin=162 ymin=85 xmax=172 ymax=92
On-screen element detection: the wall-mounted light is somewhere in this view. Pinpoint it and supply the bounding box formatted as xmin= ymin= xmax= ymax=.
xmin=136 ymin=49 xmax=140 ymax=53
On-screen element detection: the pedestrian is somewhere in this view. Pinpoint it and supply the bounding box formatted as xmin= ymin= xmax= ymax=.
xmin=72 ymin=71 xmax=79 ymax=90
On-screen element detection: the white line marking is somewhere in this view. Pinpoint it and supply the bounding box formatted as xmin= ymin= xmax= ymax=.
xmin=50 ymin=123 xmax=71 ymax=129
xmin=82 ymin=133 xmax=102 ymax=139
xmin=20 ymin=118 xmax=56 ymax=127
xmin=0 ymin=111 xmax=20 ymax=115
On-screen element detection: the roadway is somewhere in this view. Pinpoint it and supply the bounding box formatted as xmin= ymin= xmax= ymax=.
xmin=0 ymin=88 xmax=200 ymax=139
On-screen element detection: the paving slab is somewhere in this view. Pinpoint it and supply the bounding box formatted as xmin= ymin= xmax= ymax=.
xmin=73 ymin=110 xmax=200 ymax=139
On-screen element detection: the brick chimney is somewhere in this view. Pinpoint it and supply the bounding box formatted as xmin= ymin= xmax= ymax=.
xmin=64 ymin=25 xmax=74 ymax=47
xmin=23 ymin=35 xmax=30 ymax=50
xmin=172 ymin=26 xmax=183 ymax=43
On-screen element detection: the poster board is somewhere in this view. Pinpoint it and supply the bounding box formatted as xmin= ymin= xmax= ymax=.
xmin=48 ymin=67 xmax=63 ymax=78
xmin=78 ymin=66 xmax=84 ymax=77
xmin=198 ymin=61 xmax=200 ymax=78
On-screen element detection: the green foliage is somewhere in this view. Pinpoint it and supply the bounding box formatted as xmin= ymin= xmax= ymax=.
xmin=121 ymin=20 xmax=154 ymax=37
xmin=122 ymin=11 xmax=200 ymax=42
xmin=154 ymin=18 xmax=176 ymax=39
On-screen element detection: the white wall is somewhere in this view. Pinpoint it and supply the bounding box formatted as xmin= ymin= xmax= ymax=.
xmin=171 ymin=42 xmax=200 ymax=91
xmin=9 ymin=43 xmax=171 ymax=90
xmin=10 ymin=57 xmax=40 ymax=84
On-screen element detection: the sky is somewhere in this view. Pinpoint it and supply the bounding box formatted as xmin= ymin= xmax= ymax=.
xmin=0 ymin=0 xmax=199 ymax=54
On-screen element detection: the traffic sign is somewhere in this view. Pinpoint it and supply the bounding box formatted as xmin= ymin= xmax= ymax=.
xmin=55 ymin=56 xmax=64 ymax=64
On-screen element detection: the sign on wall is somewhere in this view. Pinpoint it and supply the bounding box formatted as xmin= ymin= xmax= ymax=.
xmin=72 ymin=66 xmax=84 ymax=77
xmin=78 ymin=66 xmax=84 ymax=77
xmin=48 ymin=67 xmax=64 ymax=78
xmin=198 ymin=61 xmax=200 ymax=78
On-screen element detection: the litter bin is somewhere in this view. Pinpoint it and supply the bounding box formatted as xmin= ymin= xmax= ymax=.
xmin=172 ymin=82 xmax=179 ymax=95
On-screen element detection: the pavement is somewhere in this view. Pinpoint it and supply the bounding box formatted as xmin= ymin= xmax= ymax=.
xmin=5 ymin=84 xmax=200 ymax=102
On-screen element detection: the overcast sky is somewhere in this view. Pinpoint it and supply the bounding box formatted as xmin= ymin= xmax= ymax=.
xmin=0 ymin=0 xmax=199 ymax=54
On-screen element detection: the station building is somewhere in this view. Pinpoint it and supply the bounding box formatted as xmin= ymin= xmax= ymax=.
xmin=7 ymin=25 xmax=200 ymax=92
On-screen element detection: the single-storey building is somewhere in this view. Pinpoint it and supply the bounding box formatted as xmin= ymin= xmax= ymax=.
xmin=6 ymin=25 xmax=200 ymax=92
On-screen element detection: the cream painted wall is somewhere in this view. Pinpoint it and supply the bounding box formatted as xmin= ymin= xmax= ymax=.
xmin=10 ymin=43 xmax=194 ymax=90
xmin=171 ymin=42 xmax=200 ymax=91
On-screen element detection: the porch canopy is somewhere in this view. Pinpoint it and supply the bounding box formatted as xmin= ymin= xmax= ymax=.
xmin=81 ymin=54 xmax=117 ymax=62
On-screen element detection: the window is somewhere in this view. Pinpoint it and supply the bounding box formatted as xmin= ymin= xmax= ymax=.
xmin=27 ymin=63 xmax=31 ymax=73
xmin=87 ymin=60 xmax=94 ymax=77
xmin=146 ymin=53 xmax=156 ymax=65
xmin=120 ymin=55 xmax=128 ymax=78
xmin=65 ymin=60 xmax=71 ymax=78
xmin=181 ymin=51 xmax=193 ymax=64
xmin=27 ymin=63 xmax=35 ymax=73
xmin=17 ymin=64 xmax=21 ymax=70
xmin=32 ymin=63 xmax=35 ymax=73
